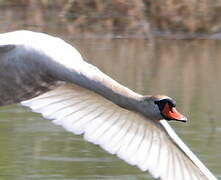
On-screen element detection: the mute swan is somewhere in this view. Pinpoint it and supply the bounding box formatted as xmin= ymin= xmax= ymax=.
xmin=0 ymin=30 xmax=217 ymax=180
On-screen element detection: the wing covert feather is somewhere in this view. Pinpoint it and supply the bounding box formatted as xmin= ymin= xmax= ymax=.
xmin=21 ymin=83 xmax=217 ymax=180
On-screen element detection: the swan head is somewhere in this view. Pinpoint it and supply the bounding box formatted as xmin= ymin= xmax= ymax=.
xmin=141 ymin=95 xmax=187 ymax=122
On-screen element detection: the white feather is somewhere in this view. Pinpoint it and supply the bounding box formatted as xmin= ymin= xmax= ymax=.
xmin=101 ymin=112 xmax=130 ymax=154
xmin=160 ymin=120 xmax=216 ymax=180
xmin=21 ymin=83 xmax=217 ymax=180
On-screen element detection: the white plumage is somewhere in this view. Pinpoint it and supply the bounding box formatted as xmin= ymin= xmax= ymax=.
xmin=0 ymin=30 xmax=217 ymax=180
xmin=22 ymin=84 xmax=216 ymax=180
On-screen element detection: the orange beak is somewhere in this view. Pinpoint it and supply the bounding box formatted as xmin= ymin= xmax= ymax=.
xmin=161 ymin=103 xmax=187 ymax=122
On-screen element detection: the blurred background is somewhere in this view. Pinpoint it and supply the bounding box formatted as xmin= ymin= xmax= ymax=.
xmin=0 ymin=0 xmax=220 ymax=180
xmin=2 ymin=0 xmax=221 ymax=38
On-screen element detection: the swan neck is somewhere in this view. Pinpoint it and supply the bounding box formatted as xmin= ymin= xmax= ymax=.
xmin=79 ymin=63 xmax=143 ymax=110
xmin=95 ymin=75 xmax=143 ymax=110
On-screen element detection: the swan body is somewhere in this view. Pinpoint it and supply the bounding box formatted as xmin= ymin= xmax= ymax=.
xmin=0 ymin=30 xmax=217 ymax=180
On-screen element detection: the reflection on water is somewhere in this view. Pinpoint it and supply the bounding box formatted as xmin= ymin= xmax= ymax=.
xmin=0 ymin=37 xmax=220 ymax=180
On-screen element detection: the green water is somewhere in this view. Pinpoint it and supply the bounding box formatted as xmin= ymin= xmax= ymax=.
xmin=0 ymin=38 xmax=220 ymax=180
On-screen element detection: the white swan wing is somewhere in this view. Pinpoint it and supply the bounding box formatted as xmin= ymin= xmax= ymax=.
xmin=0 ymin=42 xmax=62 ymax=105
xmin=21 ymin=83 xmax=217 ymax=180
xmin=0 ymin=32 xmax=94 ymax=105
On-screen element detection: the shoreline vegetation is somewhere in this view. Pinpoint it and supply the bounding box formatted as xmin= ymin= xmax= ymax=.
xmin=1 ymin=0 xmax=221 ymax=39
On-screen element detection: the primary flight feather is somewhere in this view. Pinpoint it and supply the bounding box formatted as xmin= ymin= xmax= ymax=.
xmin=0 ymin=30 xmax=217 ymax=180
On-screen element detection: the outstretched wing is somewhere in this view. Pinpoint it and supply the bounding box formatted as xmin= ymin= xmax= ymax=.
xmin=0 ymin=44 xmax=63 ymax=106
xmin=0 ymin=31 xmax=87 ymax=106
xmin=21 ymin=83 xmax=217 ymax=180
